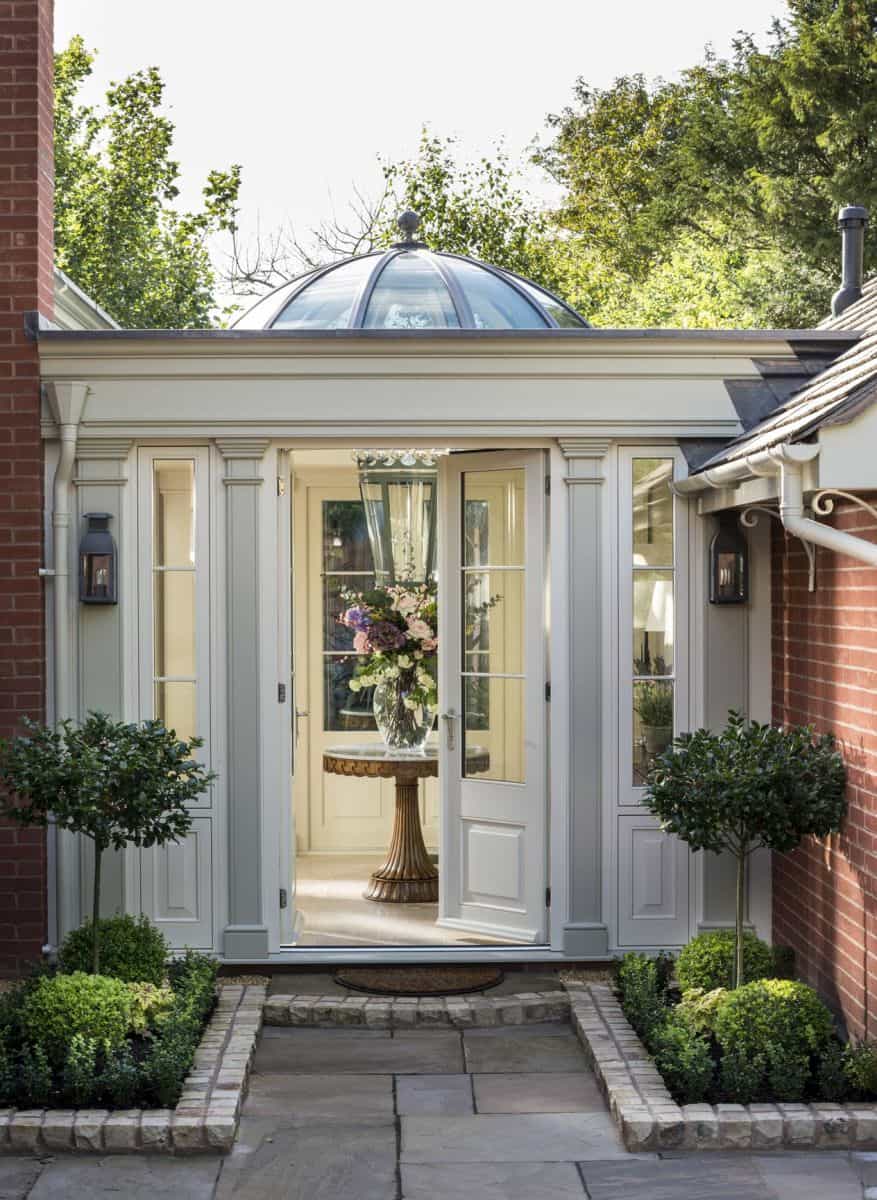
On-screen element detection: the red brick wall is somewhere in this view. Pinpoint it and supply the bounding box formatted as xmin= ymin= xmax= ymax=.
xmin=0 ymin=0 xmax=54 ymax=974
xmin=772 ymin=498 xmax=877 ymax=1038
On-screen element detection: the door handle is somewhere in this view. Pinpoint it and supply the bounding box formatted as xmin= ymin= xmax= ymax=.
xmin=441 ymin=709 xmax=458 ymax=751
xmin=295 ymin=709 xmax=309 ymax=743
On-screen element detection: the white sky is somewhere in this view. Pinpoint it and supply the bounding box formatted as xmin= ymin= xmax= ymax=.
xmin=55 ymin=0 xmax=786 ymax=301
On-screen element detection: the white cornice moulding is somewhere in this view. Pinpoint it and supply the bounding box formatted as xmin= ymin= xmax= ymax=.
xmin=214 ymin=437 xmax=271 ymax=459
xmin=76 ymin=438 xmax=135 ymax=460
xmin=558 ymin=438 xmax=613 ymax=459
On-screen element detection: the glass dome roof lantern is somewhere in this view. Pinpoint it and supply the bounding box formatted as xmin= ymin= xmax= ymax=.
xmin=232 ymin=213 xmax=589 ymax=332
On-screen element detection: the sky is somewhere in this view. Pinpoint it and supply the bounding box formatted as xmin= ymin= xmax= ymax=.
xmin=55 ymin=0 xmax=787 ymax=301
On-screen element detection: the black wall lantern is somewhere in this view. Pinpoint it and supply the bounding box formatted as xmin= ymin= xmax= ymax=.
xmin=709 ymin=514 xmax=748 ymax=604
xmin=79 ymin=513 xmax=117 ymax=605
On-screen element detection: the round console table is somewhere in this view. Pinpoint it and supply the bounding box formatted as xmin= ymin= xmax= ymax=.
xmin=323 ymin=743 xmax=489 ymax=903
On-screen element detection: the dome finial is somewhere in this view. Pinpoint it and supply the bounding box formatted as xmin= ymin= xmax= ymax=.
xmin=396 ymin=210 xmax=421 ymax=244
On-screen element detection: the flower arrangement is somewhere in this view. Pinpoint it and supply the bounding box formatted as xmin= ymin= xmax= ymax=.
xmin=340 ymin=581 xmax=438 ymax=715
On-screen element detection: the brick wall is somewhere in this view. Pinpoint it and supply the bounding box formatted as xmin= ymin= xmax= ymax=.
xmin=772 ymin=499 xmax=877 ymax=1038
xmin=0 ymin=0 xmax=54 ymax=974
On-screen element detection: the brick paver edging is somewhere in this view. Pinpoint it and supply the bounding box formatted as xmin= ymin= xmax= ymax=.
xmin=264 ymin=988 xmax=571 ymax=1028
xmin=0 ymin=983 xmax=266 ymax=1155
xmin=566 ymin=980 xmax=877 ymax=1152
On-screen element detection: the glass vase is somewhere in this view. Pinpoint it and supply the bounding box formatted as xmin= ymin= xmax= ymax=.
xmin=373 ymin=674 xmax=435 ymax=755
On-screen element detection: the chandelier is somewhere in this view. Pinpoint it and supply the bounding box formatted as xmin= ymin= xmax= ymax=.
xmin=353 ymin=450 xmax=447 ymax=585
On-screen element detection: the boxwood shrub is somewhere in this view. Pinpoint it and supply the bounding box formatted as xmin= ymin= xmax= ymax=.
xmin=676 ymin=930 xmax=775 ymax=993
xmin=59 ymin=914 xmax=169 ymax=984
xmin=0 ymin=951 xmax=218 ymax=1109
xmin=20 ymin=972 xmax=134 ymax=1066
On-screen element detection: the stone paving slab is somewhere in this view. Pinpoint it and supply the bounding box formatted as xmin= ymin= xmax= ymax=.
xmin=27 ymin=1154 xmax=222 ymax=1198
xmin=463 ymin=1028 xmax=588 ymax=1074
xmin=396 ymin=1073 xmax=474 ymax=1115
xmin=263 ymin=988 xmax=570 ymax=1029
xmin=242 ymin=1072 xmax=395 ymax=1121
xmin=580 ymin=1155 xmax=767 ymax=1199
xmin=400 ymin=1160 xmax=588 ymax=1198
xmin=213 ymin=1116 xmax=397 ymax=1199
xmin=400 ymin=1111 xmax=629 ymax=1163
xmin=751 ymin=1151 xmax=864 ymax=1199
xmin=254 ymin=1027 xmax=464 ymax=1075
xmin=473 ymin=1071 xmax=606 ymax=1114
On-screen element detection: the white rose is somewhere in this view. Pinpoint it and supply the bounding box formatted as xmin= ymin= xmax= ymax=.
xmin=397 ymin=654 xmax=412 ymax=668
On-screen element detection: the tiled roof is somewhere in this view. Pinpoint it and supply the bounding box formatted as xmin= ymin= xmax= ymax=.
xmin=819 ymin=276 xmax=877 ymax=333
xmin=699 ymin=329 xmax=877 ymax=471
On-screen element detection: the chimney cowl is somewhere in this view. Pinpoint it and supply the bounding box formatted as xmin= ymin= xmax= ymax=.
xmin=832 ymin=204 xmax=869 ymax=318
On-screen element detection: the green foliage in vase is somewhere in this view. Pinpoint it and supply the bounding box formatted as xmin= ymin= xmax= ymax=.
xmin=0 ymin=713 xmax=215 ymax=974
xmin=633 ymin=683 xmax=673 ymax=728
xmin=54 ymin=36 xmax=241 ymax=327
xmin=644 ymin=712 xmax=846 ymax=987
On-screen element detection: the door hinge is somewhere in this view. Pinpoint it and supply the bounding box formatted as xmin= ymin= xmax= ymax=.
xmin=279 ymin=887 xmax=288 ymax=909
xmin=278 ymin=683 xmax=287 ymax=703
xmin=277 ymin=476 xmax=286 ymax=497
xmin=545 ymin=886 xmax=551 ymax=909
xmin=545 ymin=474 xmax=551 ymax=496
xmin=545 ymin=681 xmax=551 ymax=703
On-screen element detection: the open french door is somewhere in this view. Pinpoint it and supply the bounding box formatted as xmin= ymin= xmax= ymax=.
xmin=438 ymin=450 xmax=548 ymax=944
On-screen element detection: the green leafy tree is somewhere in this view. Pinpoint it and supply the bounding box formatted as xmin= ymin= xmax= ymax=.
xmin=54 ymin=36 xmax=241 ymax=327
xmin=643 ymin=712 xmax=846 ymax=988
xmin=0 ymin=713 xmax=216 ymax=973
xmin=375 ymin=132 xmax=564 ymax=293
xmin=539 ymin=0 xmax=877 ymax=326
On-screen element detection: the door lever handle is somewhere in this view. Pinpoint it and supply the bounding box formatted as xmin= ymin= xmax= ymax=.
xmin=441 ymin=709 xmax=458 ymax=751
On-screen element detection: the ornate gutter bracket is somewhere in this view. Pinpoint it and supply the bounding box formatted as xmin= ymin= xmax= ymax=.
xmin=740 ymin=504 xmax=817 ymax=592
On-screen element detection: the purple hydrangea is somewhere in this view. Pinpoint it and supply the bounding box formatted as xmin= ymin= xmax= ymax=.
xmin=365 ymin=620 xmax=406 ymax=651
xmin=342 ymin=606 xmax=372 ymax=631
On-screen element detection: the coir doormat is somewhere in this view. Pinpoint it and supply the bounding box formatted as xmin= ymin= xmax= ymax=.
xmin=334 ymin=965 xmax=504 ymax=996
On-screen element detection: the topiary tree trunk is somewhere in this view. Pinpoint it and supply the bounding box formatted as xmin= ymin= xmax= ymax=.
xmin=642 ymin=711 xmax=847 ymax=989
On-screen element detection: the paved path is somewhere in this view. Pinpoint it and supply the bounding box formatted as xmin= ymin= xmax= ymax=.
xmin=0 ymin=1023 xmax=872 ymax=1197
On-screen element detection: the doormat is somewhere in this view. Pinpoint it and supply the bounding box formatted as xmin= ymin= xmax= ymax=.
xmin=334 ymin=965 xmax=504 ymax=996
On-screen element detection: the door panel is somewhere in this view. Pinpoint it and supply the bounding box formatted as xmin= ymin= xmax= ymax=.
xmin=141 ymin=817 xmax=214 ymax=948
xmin=439 ymin=451 xmax=547 ymax=942
xmin=617 ymin=813 xmax=689 ymax=946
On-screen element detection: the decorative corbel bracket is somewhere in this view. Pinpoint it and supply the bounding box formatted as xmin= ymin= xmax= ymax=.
xmin=740 ymin=504 xmax=817 ymax=592
xmin=811 ymin=489 xmax=877 ymax=523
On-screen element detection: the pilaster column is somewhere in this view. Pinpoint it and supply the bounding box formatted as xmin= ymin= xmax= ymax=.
xmin=69 ymin=438 xmax=136 ymax=930
xmin=559 ymin=439 xmax=611 ymax=957
xmin=217 ymin=438 xmax=271 ymax=959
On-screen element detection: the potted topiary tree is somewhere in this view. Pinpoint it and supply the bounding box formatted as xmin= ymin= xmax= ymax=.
xmin=643 ymin=711 xmax=846 ymax=988
xmin=0 ymin=712 xmax=215 ymax=974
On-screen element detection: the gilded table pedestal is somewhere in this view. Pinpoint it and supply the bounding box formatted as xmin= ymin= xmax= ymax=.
xmin=322 ymin=743 xmax=488 ymax=904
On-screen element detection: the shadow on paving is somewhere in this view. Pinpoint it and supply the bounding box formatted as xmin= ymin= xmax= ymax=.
xmin=0 ymin=1025 xmax=869 ymax=1199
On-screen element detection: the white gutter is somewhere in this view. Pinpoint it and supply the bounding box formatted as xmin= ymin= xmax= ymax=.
xmin=675 ymin=441 xmax=877 ymax=568
xmin=40 ymin=381 xmax=88 ymax=953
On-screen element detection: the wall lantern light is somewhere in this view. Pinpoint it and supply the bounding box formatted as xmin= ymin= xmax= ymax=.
xmin=354 ymin=450 xmax=446 ymax=585
xmin=709 ymin=514 xmax=748 ymax=604
xmin=79 ymin=512 xmax=117 ymax=605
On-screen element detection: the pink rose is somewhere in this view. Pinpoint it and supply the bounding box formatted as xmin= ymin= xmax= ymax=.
xmin=421 ymin=638 xmax=437 ymax=652
xmin=406 ymin=618 xmax=433 ymax=642
xmin=353 ymin=630 xmax=369 ymax=653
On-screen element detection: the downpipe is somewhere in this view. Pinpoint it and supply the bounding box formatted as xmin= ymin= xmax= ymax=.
xmin=779 ymin=460 xmax=877 ymax=568
xmin=41 ymin=382 xmax=88 ymax=955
